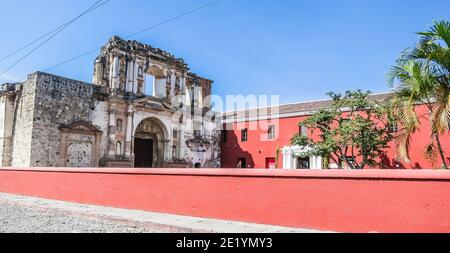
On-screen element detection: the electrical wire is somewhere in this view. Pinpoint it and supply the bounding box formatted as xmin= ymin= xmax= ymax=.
xmin=0 ymin=0 xmax=110 ymax=64
xmin=0 ymin=0 xmax=111 ymax=77
xmin=42 ymin=0 xmax=224 ymax=73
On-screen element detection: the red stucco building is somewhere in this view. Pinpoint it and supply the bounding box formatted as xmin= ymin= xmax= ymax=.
xmin=221 ymin=93 xmax=450 ymax=169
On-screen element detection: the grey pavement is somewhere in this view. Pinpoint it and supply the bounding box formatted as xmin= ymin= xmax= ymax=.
xmin=0 ymin=192 xmax=330 ymax=233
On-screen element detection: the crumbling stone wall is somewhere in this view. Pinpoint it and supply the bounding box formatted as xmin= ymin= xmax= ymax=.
xmin=11 ymin=75 xmax=37 ymax=167
xmin=2 ymin=36 xmax=222 ymax=169
xmin=28 ymin=72 xmax=96 ymax=167
xmin=0 ymin=93 xmax=15 ymax=166
xmin=90 ymin=100 xmax=109 ymax=158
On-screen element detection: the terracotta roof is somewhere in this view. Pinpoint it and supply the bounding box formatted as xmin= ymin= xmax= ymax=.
xmin=222 ymin=92 xmax=394 ymax=120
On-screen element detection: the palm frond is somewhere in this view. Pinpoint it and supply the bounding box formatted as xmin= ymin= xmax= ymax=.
xmin=387 ymin=19 xmax=450 ymax=167
xmin=418 ymin=20 xmax=450 ymax=48
xmin=390 ymin=96 xmax=420 ymax=163
xmin=416 ymin=20 xmax=450 ymax=72
xmin=431 ymin=83 xmax=450 ymax=134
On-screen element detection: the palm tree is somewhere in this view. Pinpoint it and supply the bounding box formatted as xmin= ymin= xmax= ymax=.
xmin=388 ymin=20 xmax=450 ymax=169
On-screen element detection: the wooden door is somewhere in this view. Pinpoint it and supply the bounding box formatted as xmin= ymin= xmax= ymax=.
xmin=134 ymin=138 xmax=154 ymax=168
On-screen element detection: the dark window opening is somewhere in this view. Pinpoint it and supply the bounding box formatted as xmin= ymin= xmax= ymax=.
xmin=241 ymin=128 xmax=248 ymax=142
xmin=268 ymin=125 xmax=276 ymax=140
xmin=389 ymin=122 xmax=399 ymax=133
xmin=237 ymin=158 xmax=247 ymax=168
xmin=297 ymin=157 xmax=310 ymax=169
xmin=173 ymin=129 xmax=178 ymax=139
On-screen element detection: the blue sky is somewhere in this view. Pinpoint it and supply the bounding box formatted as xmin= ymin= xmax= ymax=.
xmin=0 ymin=0 xmax=449 ymax=105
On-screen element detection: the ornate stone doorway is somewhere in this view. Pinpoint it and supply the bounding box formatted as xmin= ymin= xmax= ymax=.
xmin=133 ymin=117 xmax=167 ymax=168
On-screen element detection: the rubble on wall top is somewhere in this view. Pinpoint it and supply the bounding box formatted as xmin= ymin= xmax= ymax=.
xmin=0 ymin=83 xmax=18 ymax=94
xmin=105 ymin=36 xmax=188 ymax=69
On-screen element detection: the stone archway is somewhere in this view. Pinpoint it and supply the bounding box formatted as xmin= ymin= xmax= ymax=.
xmin=133 ymin=117 xmax=168 ymax=168
xmin=147 ymin=65 xmax=165 ymax=79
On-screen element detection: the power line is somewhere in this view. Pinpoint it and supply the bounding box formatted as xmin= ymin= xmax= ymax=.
xmin=0 ymin=0 xmax=111 ymax=77
xmin=124 ymin=0 xmax=223 ymax=39
xmin=0 ymin=0 xmax=110 ymax=64
xmin=0 ymin=0 xmax=108 ymax=76
xmin=42 ymin=0 xmax=224 ymax=73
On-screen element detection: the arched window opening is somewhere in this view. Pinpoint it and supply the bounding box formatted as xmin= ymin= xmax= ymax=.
xmin=144 ymin=65 xmax=166 ymax=97
xmin=116 ymin=118 xmax=123 ymax=133
xmin=172 ymin=145 xmax=178 ymax=159
xmin=116 ymin=141 xmax=122 ymax=156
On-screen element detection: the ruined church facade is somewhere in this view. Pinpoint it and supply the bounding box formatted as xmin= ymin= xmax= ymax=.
xmin=0 ymin=36 xmax=221 ymax=168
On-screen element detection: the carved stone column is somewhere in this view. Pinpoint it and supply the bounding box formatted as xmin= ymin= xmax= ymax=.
xmin=181 ymin=74 xmax=187 ymax=94
xmin=133 ymin=61 xmax=139 ymax=93
xmin=170 ymin=71 xmax=176 ymax=97
xmin=126 ymin=60 xmax=134 ymax=93
xmin=111 ymin=55 xmax=120 ymax=89
xmin=93 ymin=59 xmax=103 ymax=85
xmin=108 ymin=54 xmax=114 ymax=88
xmin=179 ymin=125 xmax=186 ymax=161
xmin=107 ymin=109 xmax=117 ymax=157
xmin=125 ymin=105 xmax=133 ymax=158
xmin=160 ymin=140 xmax=172 ymax=167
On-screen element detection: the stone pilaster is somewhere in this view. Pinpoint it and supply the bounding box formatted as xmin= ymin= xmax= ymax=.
xmin=111 ymin=55 xmax=120 ymax=89
xmin=126 ymin=60 xmax=134 ymax=93
xmin=170 ymin=71 xmax=176 ymax=97
xmin=0 ymin=95 xmax=15 ymax=167
xmin=107 ymin=110 xmax=117 ymax=157
xmin=125 ymin=105 xmax=133 ymax=158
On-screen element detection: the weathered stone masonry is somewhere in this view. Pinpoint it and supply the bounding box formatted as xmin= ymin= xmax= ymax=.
xmin=32 ymin=74 xmax=98 ymax=167
xmin=0 ymin=73 xmax=102 ymax=167
xmin=0 ymin=36 xmax=221 ymax=168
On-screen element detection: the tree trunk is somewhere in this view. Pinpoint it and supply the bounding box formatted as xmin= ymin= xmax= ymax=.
xmin=434 ymin=134 xmax=448 ymax=169
xmin=427 ymin=106 xmax=448 ymax=169
xmin=330 ymin=154 xmax=343 ymax=169
xmin=344 ymin=157 xmax=356 ymax=170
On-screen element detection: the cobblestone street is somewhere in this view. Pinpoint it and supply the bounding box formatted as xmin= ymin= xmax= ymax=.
xmin=0 ymin=193 xmax=323 ymax=233
xmin=0 ymin=198 xmax=159 ymax=233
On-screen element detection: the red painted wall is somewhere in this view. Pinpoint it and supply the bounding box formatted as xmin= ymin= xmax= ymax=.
xmin=1 ymin=168 xmax=450 ymax=233
xmin=221 ymin=104 xmax=450 ymax=169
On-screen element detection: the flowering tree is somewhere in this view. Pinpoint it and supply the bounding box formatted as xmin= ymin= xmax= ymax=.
xmin=291 ymin=90 xmax=393 ymax=169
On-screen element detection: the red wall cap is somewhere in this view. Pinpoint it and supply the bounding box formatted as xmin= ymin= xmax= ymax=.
xmin=1 ymin=167 xmax=450 ymax=181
